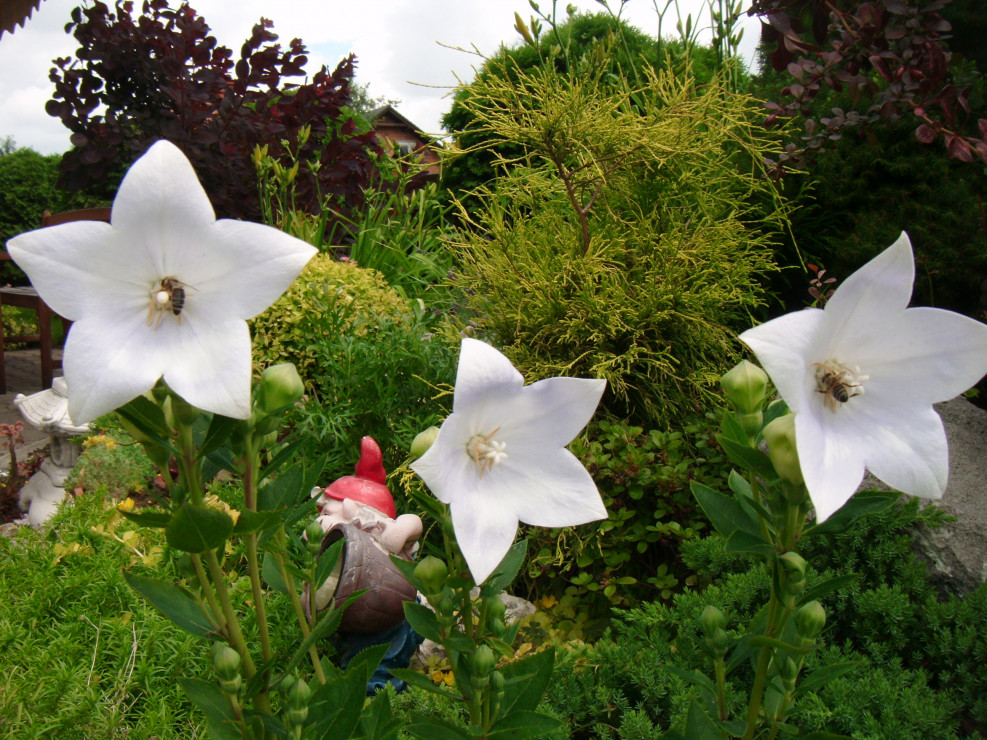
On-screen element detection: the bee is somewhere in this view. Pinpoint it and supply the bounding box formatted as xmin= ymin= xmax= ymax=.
xmin=813 ymin=361 xmax=864 ymax=411
xmin=148 ymin=277 xmax=191 ymax=328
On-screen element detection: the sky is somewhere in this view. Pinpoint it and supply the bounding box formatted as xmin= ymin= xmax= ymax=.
xmin=0 ymin=0 xmax=762 ymax=155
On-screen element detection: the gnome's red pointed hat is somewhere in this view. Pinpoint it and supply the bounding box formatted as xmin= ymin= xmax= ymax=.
xmin=319 ymin=436 xmax=396 ymax=519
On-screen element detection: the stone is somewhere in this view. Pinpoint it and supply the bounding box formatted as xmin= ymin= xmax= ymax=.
xmin=861 ymin=397 xmax=987 ymax=594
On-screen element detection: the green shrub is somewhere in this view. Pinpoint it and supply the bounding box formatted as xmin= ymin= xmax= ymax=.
xmin=64 ymin=433 xmax=157 ymax=500
xmin=542 ymin=496 xmax=984 ymax=736
xmin=252 ymin=254 xmax=459 ymax=481
xmin=522 ymin=417 xmax=728 ymax=612
xmin=251 ymin=255 xmax=413 ymax=382
xmin=448 ymin=64 xmax=790 ymax=427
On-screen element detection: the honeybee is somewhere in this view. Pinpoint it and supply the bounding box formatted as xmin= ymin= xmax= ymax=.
xmin=813 ymin=361 xmax=864 ymax=411
xmin=148 ymin=277 xmax=191 ymax=328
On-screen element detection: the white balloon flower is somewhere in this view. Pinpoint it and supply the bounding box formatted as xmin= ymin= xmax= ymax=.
xmin=411 ymin=338 xmax=608 ymax=585
xmin=8 ymin=140 xmax=316 ymax=423
xmin=740 ymin=232 xmax=987 ymax=522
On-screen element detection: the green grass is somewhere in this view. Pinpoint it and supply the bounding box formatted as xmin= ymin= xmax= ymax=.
xmin=0 ymin=494 xmax=206 ymax=738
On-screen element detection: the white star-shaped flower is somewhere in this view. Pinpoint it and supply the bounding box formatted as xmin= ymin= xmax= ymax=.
xmin=411 ymin=338 xmax=608 ymax=584
xmin=740 ymin=232 xmax=987 ymax=522
xmin=7 ymin=140 xmax=316 ymax=423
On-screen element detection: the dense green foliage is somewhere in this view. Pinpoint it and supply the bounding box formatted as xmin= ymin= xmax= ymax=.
xmin=542 ymin=497 xmax=986 ymax=738
xmin=440 ymin=11 xmax=722 ymax=207
xmin=0 ymin=145 xmax=102 ymax=250
xmin=522 ymin=418 xmax=725 ymax=612
xmin=251 ymin=255 xmax=458 ymax=480
xmin=449 ymin=64 xmax=789 ymax=425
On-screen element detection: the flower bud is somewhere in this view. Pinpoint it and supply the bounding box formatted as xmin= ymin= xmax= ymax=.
xmin=410 ymin=426 xmax=440 ymax=459
xmin=471 ymin=645 xmax=496 ymax=689
xmin=779 ymin=551 xmax=806 ymax=578
xmin=285 ymin=676 xmax=311 ymax=728
xmin=259 ymin=363 xmax=305 ymax=414
xmin=305 ymin=521 xmax=325 ymax=555
xmin=699 ymin=605 xmax=726 ymax=637
xmin=795 ymin=600 xmax=826 ymax=640
xmin=212 ymin=645 xmax=242 ymax=680
xmin=414 ymin=556 xmax=448 ymax=595
xmin=762 ymin=413 xmax=804 ymax=485
xmin=721 ymin=360 xmax=769 ymax=413
xmin=706 ymin=627 xmax=730 ymax=658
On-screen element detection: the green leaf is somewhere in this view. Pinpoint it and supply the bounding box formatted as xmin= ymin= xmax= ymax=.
xmin=727 ymin=469 xmax=753 ymax=498
xmin=261 ymin=552 xmax=288 ymax=594
xmin=664 ymin=665 xmax=717 ymax=695
xmin=118 ymin=508 xmax=172 ymax=529
xmin=717 ymin=435 xmax=777 ymax=480
xmin=165 ymin=502 xmax=234 ymax=553
xmin=315 ymin=539 xmax=344 ymax=590
xmin=806 ymin=490 xmax=898 ymax=536
xmin=178 ymin=677 xmax=242 ymax=740
xmin=307 ymin=668 xmax=368 ymax=739
xmin=403 ymin=601 xmax=444 ymax=643
xmin=358 ymin=690 xmax=402 ymax=740
xmin=197 ymin=413 xmax=243 ymax=458
xmin=116 ymin=395 xmax=175 ymax=451
xmin=691 ymin=482 xmax=763 ymax=539
xmin=682 ymin=699 xmax=723 ymax=740
xmin=405 ymin=717 xmax=472 ymax=740
xmin=488 ymin=710 xmax=561 ymax=738
xmin=719 ymin=409 xmax=749 ymax=444
xmin=748 ymin=635 xmax=812 ymax=654
xmin=500 ymin=647 xmax=555 ymax=714
xmin=725 ymin=529 xmax=774 ymax=557
xmin=232 ymin=509 xmax=284 ymax=535
xmin=387 ymin=668 xmax=462 ymax=701
xmin=124 ymin=572 xmax=217 ymax=639
xmin=483 ymin=540 xmax=528 ymax=595
xmin=801 ymin=573 xmax=858 ymax=604
xmin=795 ymin=661 xmax=858 ymax=694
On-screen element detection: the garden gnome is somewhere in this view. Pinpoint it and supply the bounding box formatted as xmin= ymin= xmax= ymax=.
xmin=307 ymin=436 xmax=423 ymax=693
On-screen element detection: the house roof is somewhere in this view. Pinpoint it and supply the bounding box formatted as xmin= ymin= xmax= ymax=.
xmin=366 ymin=105 xmax=439 ymax=145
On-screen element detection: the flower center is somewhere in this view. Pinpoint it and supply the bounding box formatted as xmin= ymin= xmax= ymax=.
xmin=147 ymin=276 xmax=188 ymax=329
xmin=813 ymin=360 xmax=868 ymax=411
xmin=466 ymin=428 xmax=508 ymax=474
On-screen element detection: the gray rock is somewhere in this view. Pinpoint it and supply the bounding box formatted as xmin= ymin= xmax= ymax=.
xmin=862 ymin=397 xmax=987 ymax=594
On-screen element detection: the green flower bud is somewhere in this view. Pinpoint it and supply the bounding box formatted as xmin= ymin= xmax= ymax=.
xmin=472 ymin=645 xmax=496 ymax=678
xmin=699 ymin=605 xmax=726 ymax=637
xmin=305 ymin=521 xmax=325 ymax=555
xmin=776 ymin=655 xmax=798 ymax=682
xmin=706 ymin=626 xmax=730 ymax=658
xmin=410 ymin=426 xmax=440 ymax=459
xmin=259 ymin=363 xmax=305 ymax=414
xmin=779 ymin=551 xmax=806 ymax=578
xmin=212 ymin=645 xmax=242 ymax=680
xmin=721 ymin=360 xmax=769 ymax=413
xmin=736 ymin=411 xmax=764 ymax=438
xmin=762 ymin=413 xmax=804 ymax=485
xmin=414 ymin=556 xmax=448 ymax=595
xmin=219 ymin=675 xmax=242 ymax=696
xmin=795 ymin=600 xmax=826 ymax=640
xmin=287 ymin=676 xmax=312 ymax=708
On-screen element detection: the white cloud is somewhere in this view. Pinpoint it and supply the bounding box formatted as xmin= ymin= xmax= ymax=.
xmin=0 ymin=0 xmax=761 ymax=153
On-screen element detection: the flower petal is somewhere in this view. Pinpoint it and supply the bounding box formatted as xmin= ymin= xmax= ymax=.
xmin=855 ymin=307 xmax=987 ymax=406
xmin=794 ymin=409 xmax=867 ymax=522
xmin=7 ymin=223 xmax=150 ymax=321
xmin=512 ymin=377 xmax=606 ymax=446
xmin=857 ymin=403 xmax=947 ymax=500
xmin=502 ymin=448 xmax=607 ymax=526
xmin=63 ymin=316 xmax=167 ymax=423
xmin=452 ymin=339 xmax=523 ymax=413
xmin=161 ymin=318 xmax=253 ymax=419
xmin=449 ymin=493 xmax=520 ymax=585
xmin=822 ymin=232 xmax=914 ymax=343
xmin=739 ymin=308 xmax=826 ymax=413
